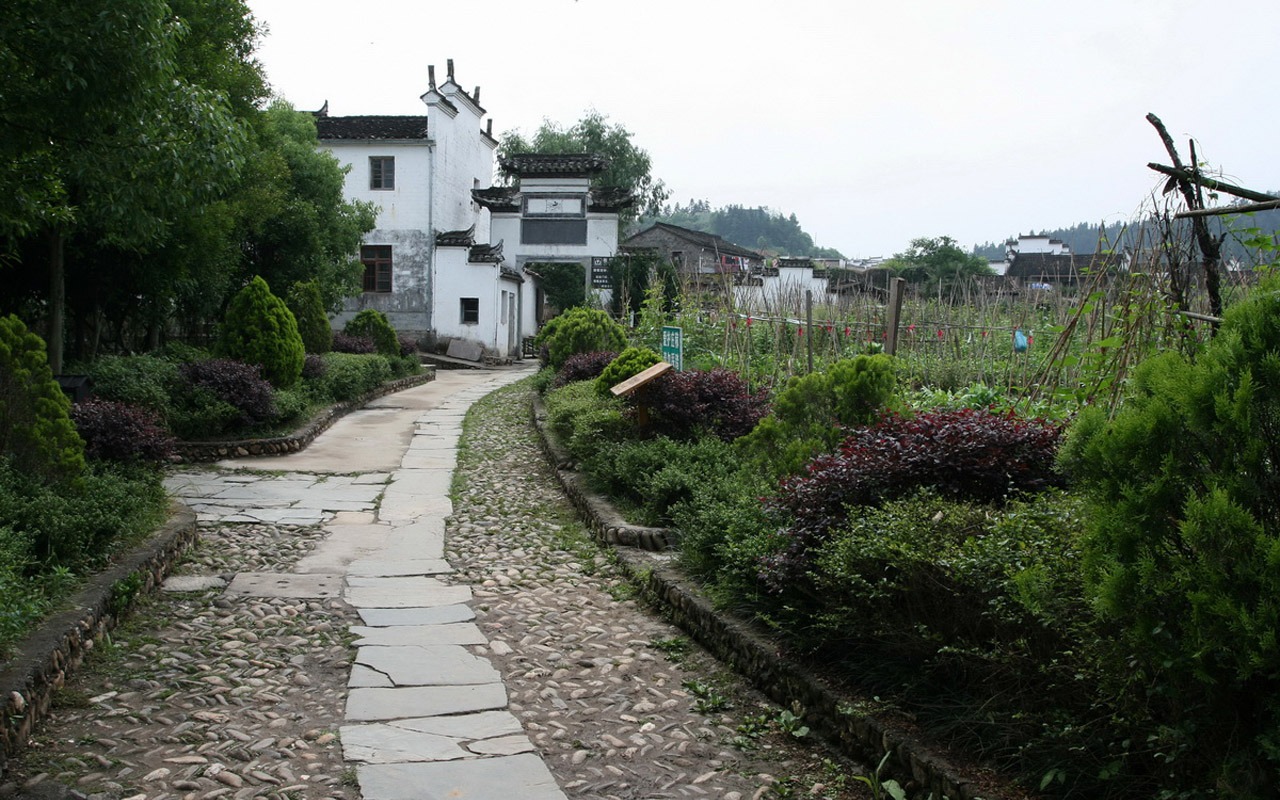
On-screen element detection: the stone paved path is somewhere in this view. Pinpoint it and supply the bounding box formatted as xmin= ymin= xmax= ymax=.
xmin=3 ymin=369 xmax=866 ymax=800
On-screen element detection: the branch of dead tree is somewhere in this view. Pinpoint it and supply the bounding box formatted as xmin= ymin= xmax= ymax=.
xmin=1175 ymin=198 xmax=1280 ymax=219
xmin=1147 ymin=163 xmax=1277 ymax=204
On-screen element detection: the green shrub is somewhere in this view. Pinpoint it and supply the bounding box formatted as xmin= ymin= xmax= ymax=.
xmin=585 ymin=434 xmax=742 ymax=526
xmin=287 ymin=280 xmax=333 ymax=354
xmin=219 ymin=276 xmax=305 ymax=389
xmin=542 ymin=380 xmax=633 ymax=463
xmin=669 ymin=462 xmax=774 ymax=588
xmin=310 ymin=353 xmax=393 ymax=403
xmin=738 ymin=354 xmax=898 ymax=478
xmin=86 ymin=354 xmax=179 ymax=415
xmin=535 ymin=308 xmax=627 ymax=370
xmin=1061 ymin=279 xmax=1280 ymax=793
xmin=343 ymin=309 xmax=399 ymax=357
xmin=0 ymin=315 xmax=84 ymax=483
xmin=270 ymin=387 xmax=314 ymax=427
xmin=168 ymin=388 xmax=242 ymax=440
xmin=596 ymin=346 xmax=661 ymax=397
xmin=0 ymin=458 xmax=166 ymax=571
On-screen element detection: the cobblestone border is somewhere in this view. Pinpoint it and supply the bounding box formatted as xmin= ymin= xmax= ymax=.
xmin=0 ymin=505 xmax=198 ymax=780
xmin=171 ymin=370 xmax=435 ymax=462
xmin=530 ymin=394 xmax=1013 ymax=800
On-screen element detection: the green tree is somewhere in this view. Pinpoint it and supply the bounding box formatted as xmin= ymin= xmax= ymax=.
xmin=498 ymin=110 xmax=669 ymax=225
xmin=884 ymin=236 xmax=993 ymax=286
xmin=0 ymin=0 xmax=250 ymax=371
xmin=0 ymin=316 xmax=85 ymax=484
xmin=343 ymin=310 xmax=398 ymax=357
xmin=533 ymin=262 xmax=587 ymax=313
xmin=235 ymin=103 xmax=377 ymax=311
xmin=287 ymin=281 xmax=333 ymax=354
xmin=1060 ymin=277 xmax=1280 ymax=792
xmin=534 ymin=307 xmax=627 ymax=370
xmin=219 ymin=276 xmax=305 ymax=388
xmin=738 ymin=354 xmax=898 ymax=478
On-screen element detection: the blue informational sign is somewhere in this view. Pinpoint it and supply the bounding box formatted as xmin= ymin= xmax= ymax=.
xmin=661 ymin=325 xmax=683 ymax=371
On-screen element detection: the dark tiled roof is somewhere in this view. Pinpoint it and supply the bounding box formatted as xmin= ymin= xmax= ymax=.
xmin=500 ymin=266 xmax=524 ymax=283
xmin=315 ymin=115 xmax=429 ymax=140
xmin=777 ymin=257 xmax=814 ymax=269
xmin=588 ymin=187 xmax=634 ymax=212
xmin=436 ymin=225 xmax=475 ymax=247
xmin=623 ymin=222 xmax=763 ymax=261
xmin=470 ymin=241 xmax=505 ymax=263
xmin=500 ymin=153 xmax=609 ymax=177
xmin=472 ymin=187 xmax=520 ymax=211
xmin=1005 ymin=252 xmax=1115 ymax=282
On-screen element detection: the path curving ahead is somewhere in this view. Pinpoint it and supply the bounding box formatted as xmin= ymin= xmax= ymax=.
xmin=9 ymin=368 xmax=865 ymax=800
xmin=169 ymin=366 xmax=562 ymax=800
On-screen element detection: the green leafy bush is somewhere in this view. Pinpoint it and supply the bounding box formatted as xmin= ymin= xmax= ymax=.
xmin=595 ymin=346 xmax=661 ymax=396
xmin=85 ymin=354 xmax=179 ymax=415
xmin=585 ymin=435 xmax=738 ymax=526
xmin=219 ymin=276 xmax=305 ymax=388
xmin=762 ymin=407 xmax=1063 ymax=588
xmin=310 ymin=353 xmax=393 ymax=403
xmin=535 ymin=308 xmax=626 ymax=370
xmin=343 ymin=309 xmax=399 ymax=357
xmin=287 ymin=280 xmax=333 ymax=354
xmin=1060 ymin=279 xmax=1280 ymax=793
xmin=542 ymin=380 xmax=632 ymax=463
xmin=0 ymin=458 xmax=166 ymax=571
xmin=0 ymin=315 xmax=84 ymax=483
xmin=738 ymin=354 xmax=898 ymax=478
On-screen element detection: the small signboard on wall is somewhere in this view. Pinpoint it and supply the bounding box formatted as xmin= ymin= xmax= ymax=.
xmin=661 ymin=325 xmax=683 ymax=371
xmin=590 ymin=257 xmax=614 ymax=289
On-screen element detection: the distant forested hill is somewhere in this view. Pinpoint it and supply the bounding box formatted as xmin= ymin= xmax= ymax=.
xmin=635 ymin=200 xmax=844 ymax=259
xmin=972 ymin=201 xmax=1280 ymax=264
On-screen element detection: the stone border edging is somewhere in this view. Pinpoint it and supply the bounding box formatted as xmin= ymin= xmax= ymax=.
xmin=0 ymin=504 xmax=198 ymax=779
xmin=172 ymin=370 xmax=435 ymax=462
xmin=530 ymin=398 xmax=676 ymax=552
xmin=529 ymin=394 xmax=1009 ymax=800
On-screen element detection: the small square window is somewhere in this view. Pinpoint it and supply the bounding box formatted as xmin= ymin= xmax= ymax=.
xmin=460 ymin=297 xmax=479 ymax=324
xmin=361 ymin=245 xmax=392 ymax=292
xmin=370 ymin=156 xmax=395 ymax=190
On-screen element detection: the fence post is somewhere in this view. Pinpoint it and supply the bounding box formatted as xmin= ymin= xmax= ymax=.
xmin=885 ymin=277 xmax=906 ymax=356
xmin=805 ymin=290 xmax=814 ymax=374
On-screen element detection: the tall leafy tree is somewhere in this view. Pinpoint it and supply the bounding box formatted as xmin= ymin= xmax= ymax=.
xmin=233 ymin=103 xmax=377 ymax=311
xmin=0 ymin=0 xmax=249 ymax=371
xmin=885 ymin=236 xmax=994 ymax=285
xmin=498 ymin=111 xmax=669 ymax=225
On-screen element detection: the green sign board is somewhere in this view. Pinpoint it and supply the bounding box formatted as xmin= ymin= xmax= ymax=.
xmin=661 ymin=325 xmax=683 ymax=371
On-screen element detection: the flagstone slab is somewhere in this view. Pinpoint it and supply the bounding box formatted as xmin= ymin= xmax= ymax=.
xmin=346 ymin=683 xmax=506 ymax=721
xmin=466 ymin=735 xmax=537 ymax=756
xmin=389 ymin=710 xmax=523 ymax=740
xmin=225 ymin=572 xmax=343 ymax=598
xmin=358 ymin=605 xmax=475 ymax=627
xmin=357 ymin=754 xmax=565 ymax=800
xmin=161 ymin=575 xmax=227 ymax=592
xmin=377 ymin=494 xmax=453 ymax=524
xmin=350 ymin=622 xmax=485 ymax=646
xmin=346 ymin=557 xmax=453 ymax=577
xmin=344 ymin=583 xmax=471 ymax=609
xmin=350 ymin=645 xmax=500 ymax=687
xmin=339 ymin=724 xmax=468 ymax=763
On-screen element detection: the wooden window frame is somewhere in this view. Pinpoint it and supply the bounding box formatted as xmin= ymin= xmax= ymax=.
xmin=361 ymin=245 xmax=393 ymax=293
xmin=369 ymin=156 xmax=395 ymax=190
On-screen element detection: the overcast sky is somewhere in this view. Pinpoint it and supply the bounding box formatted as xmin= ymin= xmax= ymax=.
xmin=245 ymin=0 xmax=1280 ymax=258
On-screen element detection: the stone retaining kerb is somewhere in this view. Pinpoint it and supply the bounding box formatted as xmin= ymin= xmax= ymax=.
xmin=530 ymin=393 xmax=1014 ymax=800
